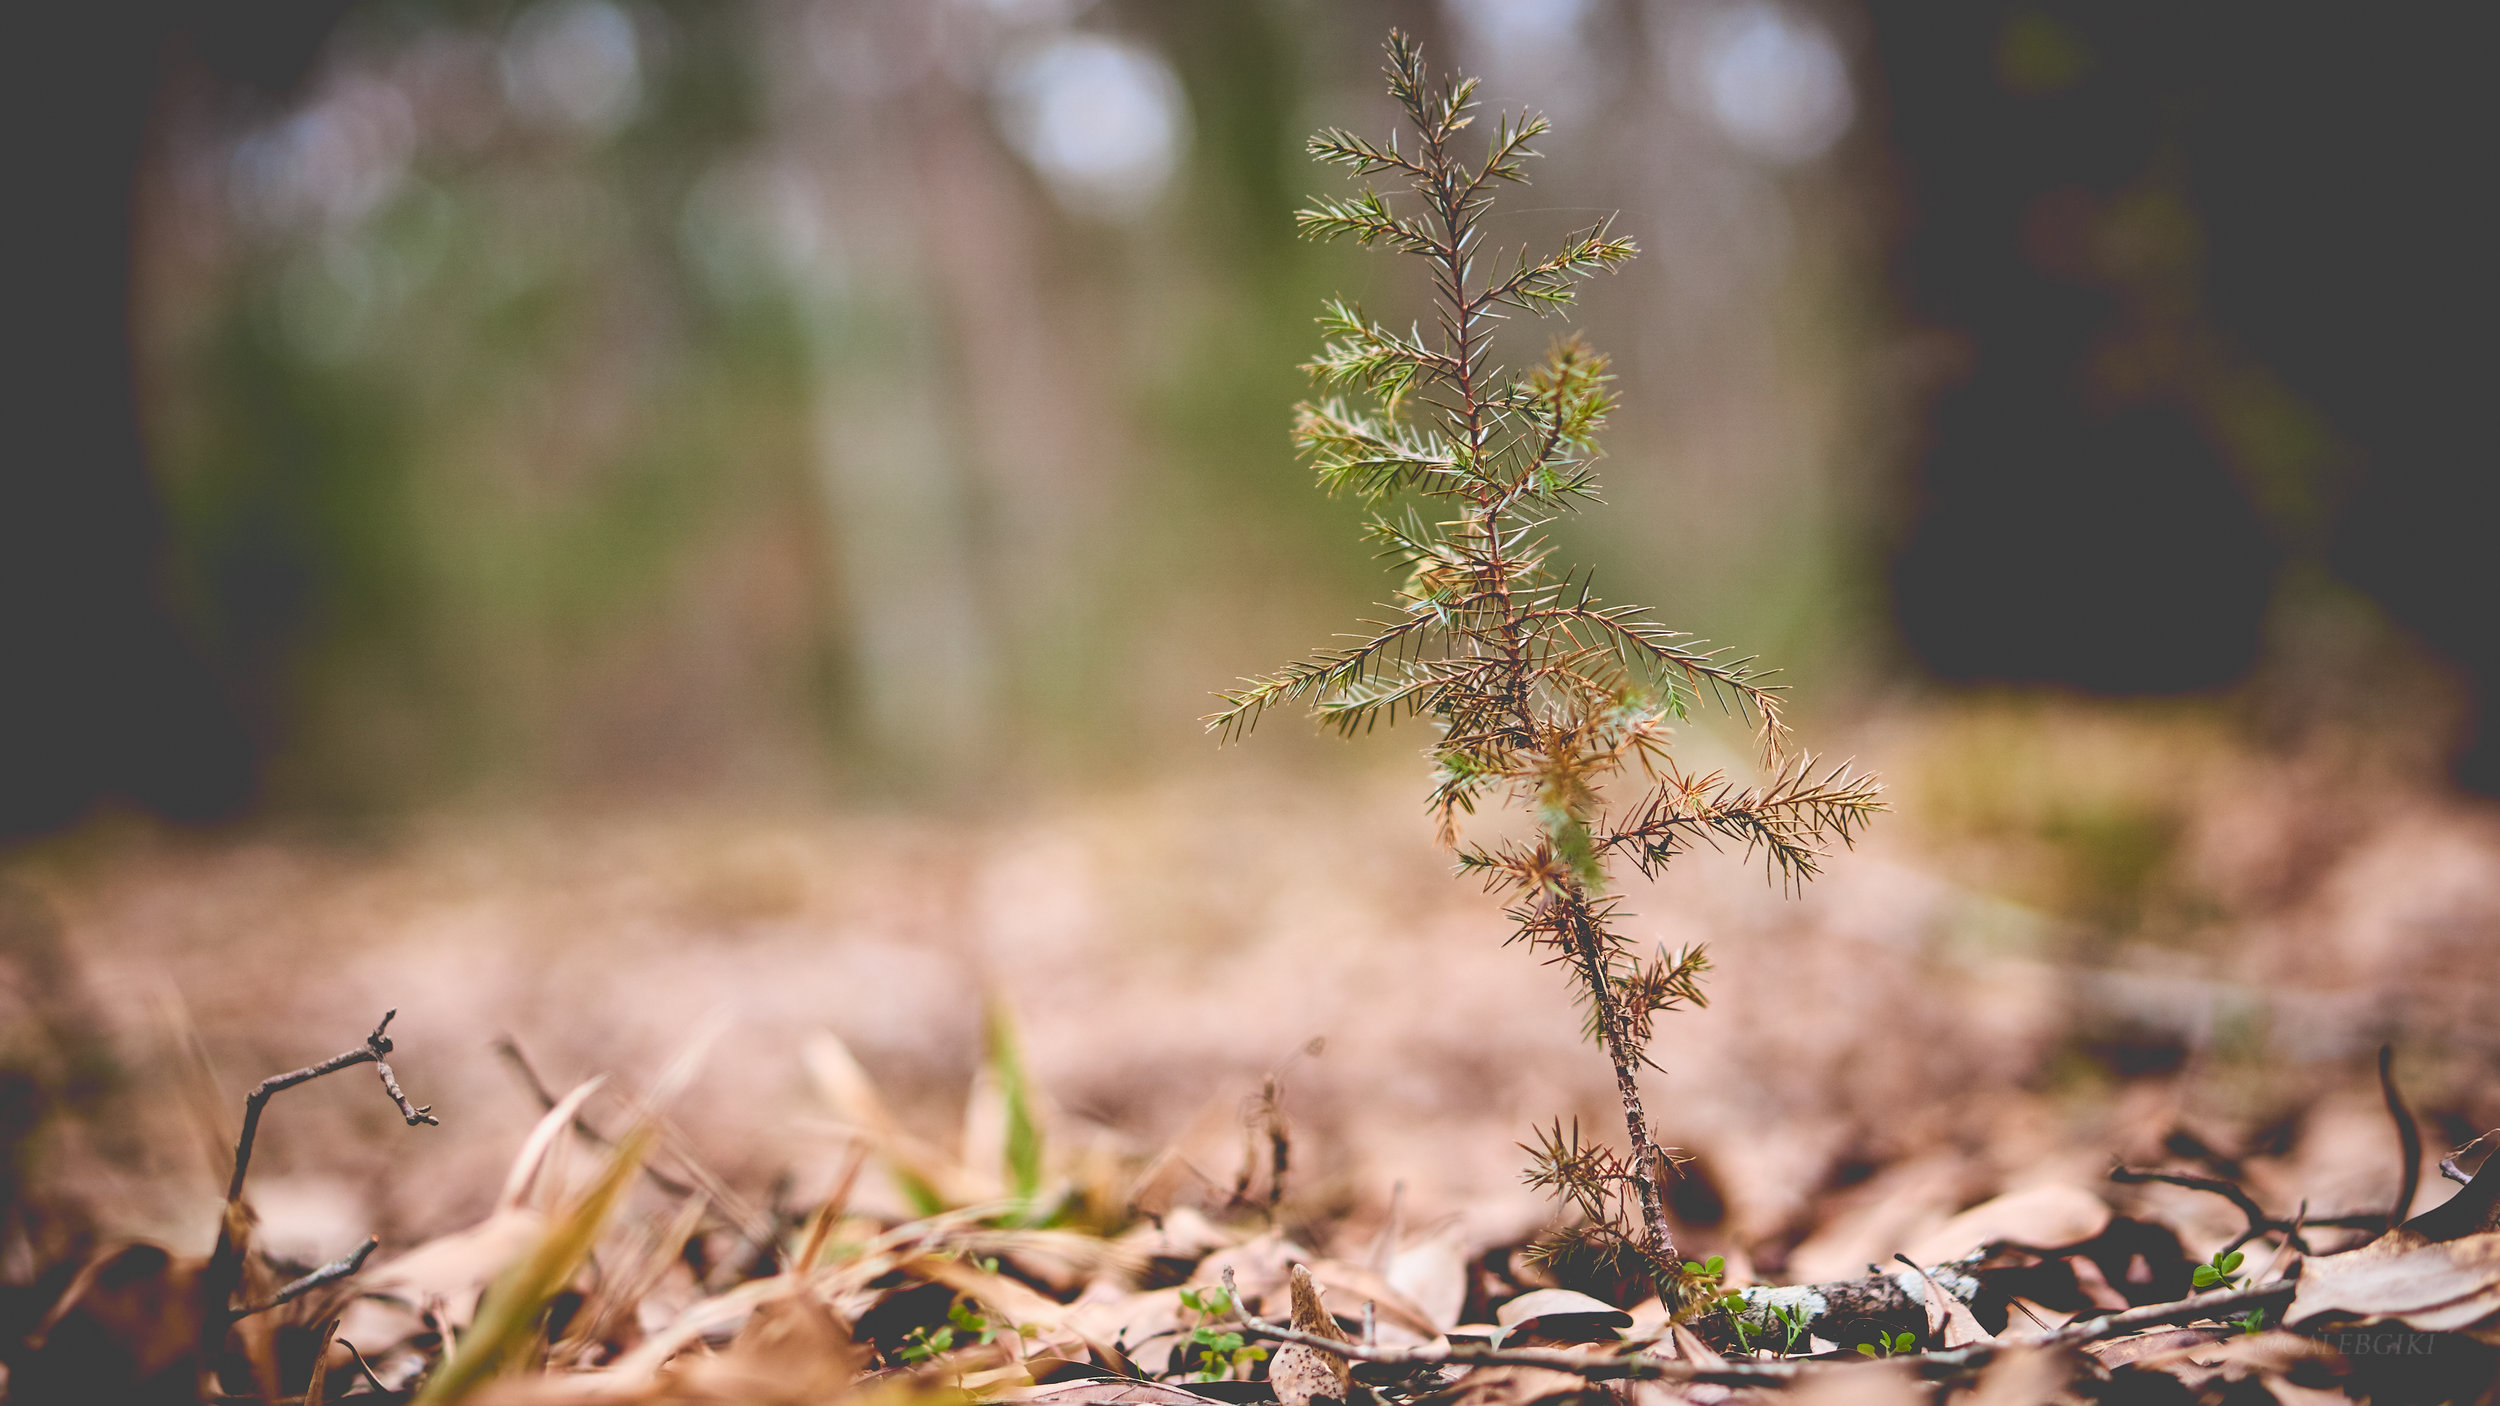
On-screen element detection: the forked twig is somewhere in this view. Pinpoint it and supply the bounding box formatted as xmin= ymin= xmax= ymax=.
xmin=204 ymin=1011 xmax=436 ymax=1337
xmin=228 ymin=1010 xmax=437 ymax=1206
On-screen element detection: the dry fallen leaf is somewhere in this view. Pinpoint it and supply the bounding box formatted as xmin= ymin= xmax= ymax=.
xmin=2085 ymin=1325 xmax=2232 ymax=1368
xmin=1903 ymin=1184 xmax=2112 ymax=1264
xmin=1269 ymin=1264 xmax=1352 ymax=1406
xmin=1011 ymin=1381 xmax=1233 ymax=1406
xmin=1304 ymin=1257 xmax=1442 ymax=1343
xmin=1494 ymin=1288 xmax=1631 ymax=1341
xmin=1901 ymin=1260 xmax=1994 ymax=1349
xmin=1951 ymin=1344 xmax=2073 ymax=1406
xmin=9 ymin=1241 xmax=205 ymax=1406
xmin=1428 ymin=1364 xmax=1600 ymax=1406
xmin=1774 ymin=1361 xmax=1924 ymax=1406
xmin=1386 ymin=1230 xmax=1470 ymax=1334
xmin=2287 ymin=1229 xmax=2500 ymax=1338
xmin=2397 ymin=1156 xmax=2500 ymax=1244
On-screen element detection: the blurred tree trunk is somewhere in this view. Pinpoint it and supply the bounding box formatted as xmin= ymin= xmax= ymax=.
xmin=0 ymin=2 xmax=345 ymax=836
xmin=1870 ymin=0 xmax=2495 ymax=785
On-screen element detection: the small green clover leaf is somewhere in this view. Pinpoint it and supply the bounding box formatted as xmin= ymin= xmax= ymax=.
xmin=1772 ymin=1303 xmax=1813 ymax=1358
xmin=1178 ymin=1283 xmax=1260 ymax=1381
xmin=899 ymin=1324 xmax=955 ymax=1364
xmin=1189 ymin=1327 xmax=1265 ymax=1382
xmin=1854 ymin=1330 xmax=1918 ymax=1358
xmin=899 ymin=1295 xmax=1005 ymax=1364
xmin=1716 ymin=1291 xmax=1754 ymax=1353
xmin=948 ymin=1299 xmax=998 ymax=1346
xmin=2193 ymin=1249 xmax=2246 ymax=1290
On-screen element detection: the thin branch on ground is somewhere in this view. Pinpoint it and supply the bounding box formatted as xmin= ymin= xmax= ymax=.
xmin=237 ymin=1236 xmax=379 ymax=1317
xmin=1220 ymin=1267 xmax=1674 ymax=1380
xmin=2379 ymin=1044 xmax=2422 ymax=1223
xmin=1888 ymin=1281 xmax=2299 ymax=1384
xmin=2108 ymin=1164 xmax=2383 ymax=1253
xmin=2255 ymin=1202 xmax=2309 ymax=1284
xmin=1222 ymin=1266 xmax=2297 ymax=1388
xmin=2110 ymin=1163 xmax=2286 ymax=1250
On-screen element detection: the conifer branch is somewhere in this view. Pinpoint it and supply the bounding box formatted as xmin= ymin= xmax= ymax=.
xmin=1605 ymin=758 xmax=1884 ymax=891
xmin=1295 ymin=190 xmax=1439 ymax=256
xmin=1477 ymin=224 xmax=1639 ymax=314
xmin=1307 ymin=127 xmax=1427 ymax=178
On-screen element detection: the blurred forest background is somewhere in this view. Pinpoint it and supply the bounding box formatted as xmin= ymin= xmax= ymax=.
xmin=2 ymin=0 xmax=2495 ymax=1270
xmin=8 ymin=0 xmax=2486 ymax=827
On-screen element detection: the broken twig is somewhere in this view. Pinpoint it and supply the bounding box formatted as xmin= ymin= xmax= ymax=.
xmin=2108 ymin=1164 xmax=2383 ymax=1253
xmin=2440 ymin=1129 xmax=2496 ymax=1186
xmin=1221 ymin=1267 xmax=1674 ymax=1381
xmin=228 ymin=1010 xmax=437 ymax=1207
xmin=237 ymin=1236 xmax=380 ymax=1317
xmin=205 ymin=1010 xmax=436 ymax=1338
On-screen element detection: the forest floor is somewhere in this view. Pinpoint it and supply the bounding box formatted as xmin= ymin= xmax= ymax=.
xmin=4 ymin=697 xmax=2497 ymax=1402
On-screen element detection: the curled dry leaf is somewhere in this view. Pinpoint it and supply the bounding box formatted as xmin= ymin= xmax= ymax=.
xmin=1494 ymin=1288 xmax=1632 ymax=1341
xmin=2399 ymin=1154 xmax=2500 ymax=1244
xmin=2287 ymin=1230 xmax=2500 ymax=1338
xmin=1304 ymin=1259 xmax=1442 ymax=1343
xmin=1011 ymin=1381 xmax=1234 ymax=1406
xmin=1267 ymin=1264 xmax=1352 ymax=1406
xmin=1900 ymin=1259 xmax=1994 ymax=1350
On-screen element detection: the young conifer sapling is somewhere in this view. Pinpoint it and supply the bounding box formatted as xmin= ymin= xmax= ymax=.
xmin=1212 ymin=33 xmax=1883 ymax=1312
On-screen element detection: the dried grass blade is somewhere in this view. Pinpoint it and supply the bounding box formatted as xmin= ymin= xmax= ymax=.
xmin=416 ymin=1122 xmax=652 ymax=1404
xmin=499 ymin=1078 xmax=606 ymax=1213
